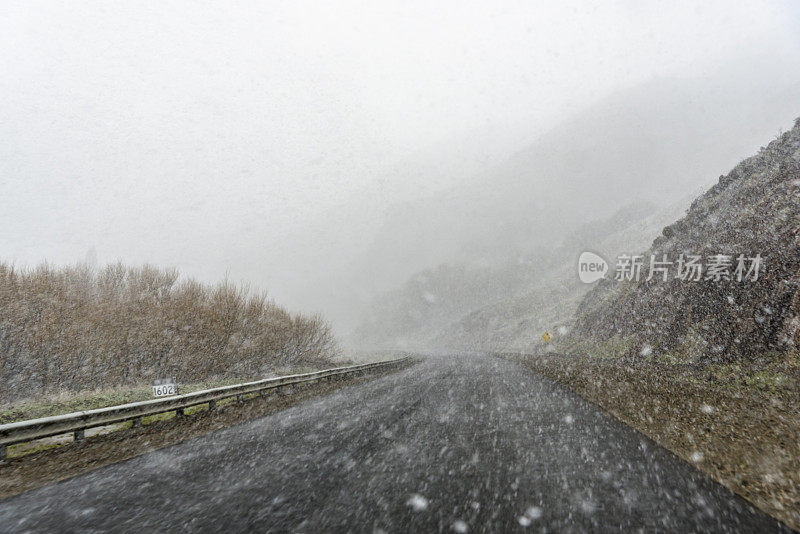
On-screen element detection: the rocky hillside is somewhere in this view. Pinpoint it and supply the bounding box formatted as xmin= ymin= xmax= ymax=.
xmin=572 ymin=118 xmax=800 ymax=362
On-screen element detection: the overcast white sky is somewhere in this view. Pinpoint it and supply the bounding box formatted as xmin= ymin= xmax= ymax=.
xmin=2 ymin=1 xmax=799 ymax=318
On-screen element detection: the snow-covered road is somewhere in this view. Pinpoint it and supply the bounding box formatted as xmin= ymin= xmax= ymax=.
xmin=0 ymin=354 xmax=789 ymax=532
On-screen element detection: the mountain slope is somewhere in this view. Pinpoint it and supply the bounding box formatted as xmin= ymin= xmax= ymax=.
xmin=432 ymin=200 xmax=692 ymax=351
xmin=349 ymin=66 xmax=800 ymax=297
xmin=572 ymin=118 xmax=800 ymax=362
xmin=346 ymin=60 xmax=800 ymax=350
xmin=351 ymin=199 xmax=691 ymax=350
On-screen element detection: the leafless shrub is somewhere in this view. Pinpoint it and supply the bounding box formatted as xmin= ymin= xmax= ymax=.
xmin=0 ymin=262 xmax=338 ymax=404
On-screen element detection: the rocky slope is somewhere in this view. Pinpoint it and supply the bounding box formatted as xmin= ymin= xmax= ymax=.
xmin=572 ymin=118 xmax=800 ymax=362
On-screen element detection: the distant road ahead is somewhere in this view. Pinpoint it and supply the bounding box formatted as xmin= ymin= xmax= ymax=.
xmin=0 ymin=354 xmax=789 ymax=532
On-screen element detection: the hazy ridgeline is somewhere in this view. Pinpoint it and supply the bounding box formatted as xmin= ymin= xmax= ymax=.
xmin=0 ymin=262 xmax=338 ymax=404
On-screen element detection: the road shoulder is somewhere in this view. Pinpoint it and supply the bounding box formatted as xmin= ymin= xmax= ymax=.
xmin=511 ymin=353 xmax=800 ymax=531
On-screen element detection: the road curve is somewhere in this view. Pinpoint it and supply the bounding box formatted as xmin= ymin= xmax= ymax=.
xmin=0 ymin=354 xmax=790 ymax=533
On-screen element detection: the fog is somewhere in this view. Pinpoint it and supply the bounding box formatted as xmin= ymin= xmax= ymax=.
xmin=2 ymin=1 xmax=800 ymax=342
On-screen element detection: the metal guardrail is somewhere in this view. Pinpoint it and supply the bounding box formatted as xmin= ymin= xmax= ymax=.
xmin=0 ymin=357 xmax=410 ymax=460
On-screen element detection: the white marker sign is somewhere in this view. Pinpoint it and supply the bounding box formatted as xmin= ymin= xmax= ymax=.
xmin=152 ymin=378 xmax=178 ymax=397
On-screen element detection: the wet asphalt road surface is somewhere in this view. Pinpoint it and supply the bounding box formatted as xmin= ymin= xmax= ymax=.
xmin=0 ymin=354 xmax=791 ymax=533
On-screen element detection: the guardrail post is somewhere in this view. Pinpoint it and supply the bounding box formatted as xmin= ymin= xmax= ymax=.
xmin=208 ymin=400 xmax=216 ymax=411
xmin=74 ymin=430 xmax=85 ymax=442
xmin=1 ymin=444 xmax=6 ymax=461
xmin=132 ymin=417 xmax=142 ymax=428
xmin=237 ymin=394 xmax=244 ymax=403
xmin=175 ymin=408 xmax=184 ymax=418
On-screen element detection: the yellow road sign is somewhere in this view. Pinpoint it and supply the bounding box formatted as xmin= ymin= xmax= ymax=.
xmin=542 ymin=330 xmax=551 ymax=343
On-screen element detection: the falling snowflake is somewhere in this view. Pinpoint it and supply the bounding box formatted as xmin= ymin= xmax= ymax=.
xmin=564 ymin=414 xmax=574 ymax=424
xmin=452 ymin=519 xmax=468 ymax=533
xmin=526 ymin=506 xmax=543 ymax=519
xmin=640 ymin=345 xmax=653 ymax=357
xmin=407 ymin=494 xmax=429 ymax=511
xmin=691 ymin=451 xmax=704 ymax=462
xmin=700 ymin=404 xmax=714 ymax=414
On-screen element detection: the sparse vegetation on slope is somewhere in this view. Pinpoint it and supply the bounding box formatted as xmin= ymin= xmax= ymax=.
xmin=0 ymin=262 xmax=339 ymax=404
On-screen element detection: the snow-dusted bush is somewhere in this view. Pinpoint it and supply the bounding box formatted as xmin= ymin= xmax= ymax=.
xmin=0 ymin=262 xmax=338 ymax=403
